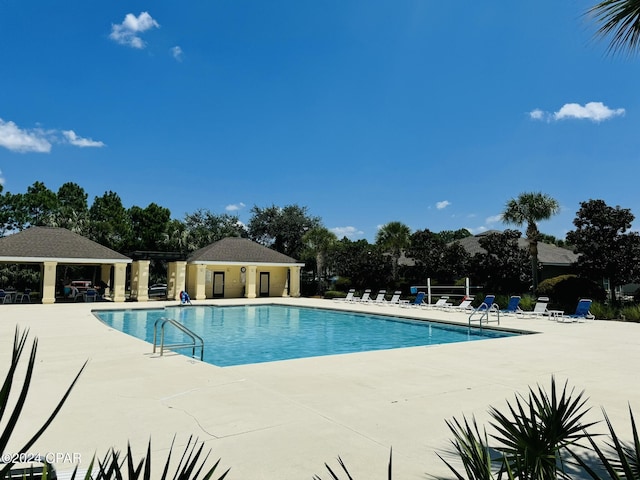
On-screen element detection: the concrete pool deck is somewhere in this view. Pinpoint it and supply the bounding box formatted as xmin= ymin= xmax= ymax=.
xmin=1 ymin=298 xmax=639 ymax=478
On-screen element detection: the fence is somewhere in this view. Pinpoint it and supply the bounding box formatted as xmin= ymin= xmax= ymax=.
xmin=410 ymin=278 xmax=483 ymax=305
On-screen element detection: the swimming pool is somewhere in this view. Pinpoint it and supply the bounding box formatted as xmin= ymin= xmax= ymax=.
xmin=95 ymin=305 xmax=519 ymax=367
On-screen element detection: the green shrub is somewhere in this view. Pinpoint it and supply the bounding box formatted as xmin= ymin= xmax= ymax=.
xmin=538 ymin=275 xmax=606 ymax=312
xmin=323 ymin=290 xmax=347 ymax=300
xmin=519 ymin=294 xmax=535 ymax=312
xmin=589 ymin=301 xmax=618 ymax=320
xmin=332 ymin=277 xmax=352 ymax=292
xmin=620 ymin=304 xmax=640 ymax=322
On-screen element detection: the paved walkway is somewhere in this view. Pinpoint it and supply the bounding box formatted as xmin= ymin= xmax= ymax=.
xmin=1 ymin=298 xmax=638 ymax=478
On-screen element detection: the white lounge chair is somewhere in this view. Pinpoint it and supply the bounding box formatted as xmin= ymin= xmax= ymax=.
xmin=354 ymin=289 xmax=372 ymax=302
xmin=451 ymin=296 xmax=474 ymax=312
xmin=333 ymin=289 xmax=356 ymax=302
xmin=528 ymin=296 xmax=550 ymax=317
xmin=379 ymin=291 xmax=402 ymax=306
xmin=424 ymin=296 xmax=452 ymax=309
xmin=368 ymin=290 xmax=387 ymax=303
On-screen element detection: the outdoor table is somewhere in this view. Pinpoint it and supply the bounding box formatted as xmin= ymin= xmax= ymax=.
xmin=548 ymin=310 xmax=564 ymax=321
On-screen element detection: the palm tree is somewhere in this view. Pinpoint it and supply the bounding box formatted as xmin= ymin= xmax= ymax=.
xmin=303 ymin=227 xmax=337 ymax=294
xmin=375 ymin=221 xmax=411 ymax=283
xmin=588 ymin=0 xmax=640 ymax=55
xmin=502 ymin=192 xmax=560 ymax=291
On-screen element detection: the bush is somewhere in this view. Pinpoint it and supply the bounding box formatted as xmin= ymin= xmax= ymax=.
xmin=332 ymin=277 xmax=352 ymax=292
xmin=323 ymin=290 xmax=347 ymax=300
xmin=619 ymin=304 xmax=640 ymax=322
xmin=519 ymin=294 xmax=535 ymax=312
xmin=537 ymin=275 xmax=606 ymax=312
xmin=590 ymin=301 xmax=618 ymax=320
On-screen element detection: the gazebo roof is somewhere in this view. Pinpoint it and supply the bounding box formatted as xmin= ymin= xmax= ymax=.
xmin=0 ymin=226 xmax=131 ymax=263
xmin=188 ymin=237 xmax=303 ymax=265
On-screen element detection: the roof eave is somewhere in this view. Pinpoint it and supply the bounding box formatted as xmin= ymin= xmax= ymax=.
xmin=188 ymin=260 xmax=305 ymax=267
xmin=0 ymin=256 xmax=132 ymax=264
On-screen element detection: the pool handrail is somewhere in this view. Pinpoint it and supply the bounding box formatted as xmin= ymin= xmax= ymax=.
xmin=153 ymin=317 xmax=204 ymax=361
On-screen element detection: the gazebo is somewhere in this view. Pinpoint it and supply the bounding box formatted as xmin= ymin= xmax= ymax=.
xmin=0 ymin=227 xmax=132 ymax=303
xmin=184 ymin=237 xmax=304 ymax=300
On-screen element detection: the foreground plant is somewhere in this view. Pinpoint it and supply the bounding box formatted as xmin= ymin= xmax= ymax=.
xmin=0 ymin=328 xmax=228 ymax=480
xmin=438 ymin=377 xmax=597 ymax=480
xmin=0 ymin=327 xmax=86 ymax=478
xmin=314 ymin=449 xmax=393 ymax=480
xmin=570 ymin=406 xmax=640 ymax=479
xmin=68 ymin=436 xmax=229 ymax=480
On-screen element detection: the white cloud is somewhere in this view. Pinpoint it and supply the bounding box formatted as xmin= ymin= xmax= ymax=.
xmin=110 ymin=12 xmax=159 ymax=49
xmin=171 ymin=46 xmax=183 ymax=61
xmin=554 ymin=102 xmax=625 ymax=122
xmin=0 ymin=118 xmax=51 ymax=153
xmin=225 ymin=202 xmax=246 ymax=212
xmin=486 ymin=214 xmax=502 ymax=224
xmin=436 ymin=200 xmax=450 ymax=210
xmin=529 ymin=109 xmax=544 ymax=120
xmin=62 ymin=130 xmax=105 ymax=148
xmin=330 ymin=226 xmax=364 ymax=238
xmin=0 ymin=169 xmax=5 ymax=186
xmin=529 ymin=102 xmax=625 ymax=123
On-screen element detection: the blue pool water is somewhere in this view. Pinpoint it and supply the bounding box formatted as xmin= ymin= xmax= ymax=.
xmin=94 ymin=305 xmax=518 ymax=367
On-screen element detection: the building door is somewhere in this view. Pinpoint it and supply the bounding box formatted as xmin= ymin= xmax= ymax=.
xmin=213 ymin=271 xmax=225 ymax=298
xmin=259 ymin=272 xmax=270 ymax=297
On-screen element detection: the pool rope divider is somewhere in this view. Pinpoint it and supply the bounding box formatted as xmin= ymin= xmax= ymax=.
xmin=152 ymin=317 xmax=204 ymax=361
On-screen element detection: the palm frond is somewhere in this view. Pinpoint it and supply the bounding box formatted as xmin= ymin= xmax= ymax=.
xmin=588 ymin=0 xmax=640 ymax=55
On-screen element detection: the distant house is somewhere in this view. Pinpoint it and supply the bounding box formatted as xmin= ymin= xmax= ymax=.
xmin=185 ymin=237 xmax=305 ymax=300
xmin=453 ymin=230 xmax=578 ymax=280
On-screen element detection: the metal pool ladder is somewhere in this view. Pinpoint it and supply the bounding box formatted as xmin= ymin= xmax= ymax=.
xmin=153 ymin=317 xmax=204 ymax=361
xmin=468 ymin=307 xmax=500 ymax=327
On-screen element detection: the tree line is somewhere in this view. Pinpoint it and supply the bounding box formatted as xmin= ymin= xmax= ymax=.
xmin=1 ymin=182 xmax=639 ymax=303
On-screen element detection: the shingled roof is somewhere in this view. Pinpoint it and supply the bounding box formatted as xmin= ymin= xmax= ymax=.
xmin=188 ymin=237 xmax=302 ymax=265
xmin=453 ymin=230 xmax=578 ymax=266
xmin=0 ymin=227 xmax=131 ymax=263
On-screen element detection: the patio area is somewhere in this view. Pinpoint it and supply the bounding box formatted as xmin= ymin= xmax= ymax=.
xmin=1 ymin=298 xmax=639 ymax=479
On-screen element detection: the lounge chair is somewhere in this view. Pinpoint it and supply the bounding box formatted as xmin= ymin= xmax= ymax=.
xmin=379 ymin=291 xmax=402 ymax=306
xmin=528 ymin=296 xmax=550 ymax=317
xmin=468 ymin=294 xmax=500 ymax=325
xmin=333 ymin=289 xmax=356 ymax=302
xmin=476 ymin=295 xmax=497 ymax=312
xmin=400 ymin=291 xmax=426 ymax=308
xmin=500 ymin=296 xmax=523 ymax=316
xmin=424 ymin=296 xmax=452 ymax=309
xmin=354 ymin=289 xmax=372 ymax=302
xmin=559 ymin=299 xmax=595 ymax=323
xmin=369 ymin=290 xmax=387 ymax=303
xmin=0 ymin=289 xmax=8 ymax=304
xmin=451 ymin=296 xmax=474 ymax=312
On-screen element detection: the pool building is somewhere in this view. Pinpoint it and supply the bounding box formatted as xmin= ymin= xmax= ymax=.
xmin=0 ymin=227 xmax=304 ymax=303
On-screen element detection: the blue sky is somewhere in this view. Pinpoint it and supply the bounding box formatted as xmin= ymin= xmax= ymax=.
xmin=1 ymin=1 xmax=638 ymax=242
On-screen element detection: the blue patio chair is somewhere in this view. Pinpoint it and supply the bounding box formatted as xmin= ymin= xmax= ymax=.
xmin=476 ymin=294 xmax=497 ymax=312
xmin=560 ymin=299 xmax=595 ymax=322
xmin=468 ymin=294 xmax=500 ymax=325
xmin=84 ymin=288 xmax=98 ymax=302
xmin=500 ymin=295 xmax=523 ymax=315
xmin=400 ymin=291 xmax=426 ymax=308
